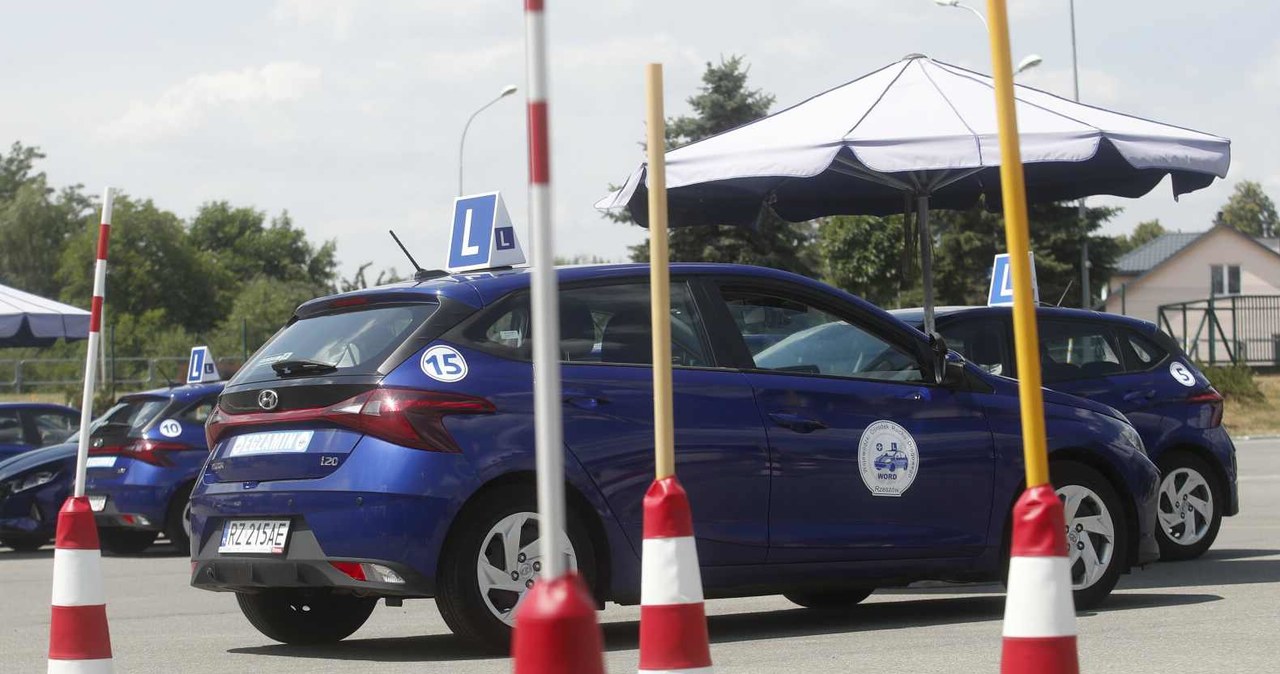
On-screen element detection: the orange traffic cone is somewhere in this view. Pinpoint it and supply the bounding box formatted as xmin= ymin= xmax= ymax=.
xmin=1000 ymin=484 xmax=1079 ymax=674
xmin=638 ymin=476 xmax=712 ymax=673
xmin=48 ymin=496 xmax=113 ymax=673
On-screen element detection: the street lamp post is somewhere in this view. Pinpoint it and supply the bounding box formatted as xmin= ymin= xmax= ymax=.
xmin=934 ymin=1 xmax=1042 ymax=77
xmin=458 ymin=84 xmax=518 ymax=196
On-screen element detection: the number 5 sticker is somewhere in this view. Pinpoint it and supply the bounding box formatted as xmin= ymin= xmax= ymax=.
xmin=421 ymin=345 xmax=469 ymax=383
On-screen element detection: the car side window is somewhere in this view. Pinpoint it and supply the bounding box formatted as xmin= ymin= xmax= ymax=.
xmin=719 ymin=288 xmax=923 ymax=382
xmin=29 ymin=411 xmax=77 ymax=447
xmin=1039 ymin=321 xmax=1122 ymax=383
xmin=0 ymin=409 xmax=23 ymax=444
xmin=179 ymin=400 xmax=216 ymax=425
xmin=1120 ymin=331 xmax=1168 ymax=371
xmin=461 ymin=282 xmax=712 ymax=367
xmin=938 ymin=320 xmax=1008 ymax=377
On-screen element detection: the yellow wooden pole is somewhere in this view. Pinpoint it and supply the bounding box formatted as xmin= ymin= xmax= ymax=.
xmin=645 ymin=64 xmax=676 ymax=480
xmin=985 ymin=0 xmax=1051 ymax=488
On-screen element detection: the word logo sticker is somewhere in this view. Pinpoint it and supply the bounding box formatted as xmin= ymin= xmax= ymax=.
xmin=159 ymin=419 xmax=183 ymax=438
xmin=858 ymin=420 xmax=920 ymax=498
xmin=1169 ymin=361 xmax=1196 ymax=387
xmin=421 ymin=345 xmax=469 ymax=383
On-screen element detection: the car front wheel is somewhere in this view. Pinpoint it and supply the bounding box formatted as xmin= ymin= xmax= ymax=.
xmin=1155 ymin=452 xmax=1222 ymax=561
xmin=1051 ymin=461 xmax=1128 ymax=610
xmin=435 ymin=485 xmax=597 ymax=653
xmin=236 ymin=590 xmax=376 ymax=644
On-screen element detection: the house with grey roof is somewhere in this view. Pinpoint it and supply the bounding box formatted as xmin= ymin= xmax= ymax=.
xmin=1104 ymin=224 xmax=1280 ymax=363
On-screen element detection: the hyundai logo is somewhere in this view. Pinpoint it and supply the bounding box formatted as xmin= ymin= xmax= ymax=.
xmin=257 ymin=389 xmax=279 ymax=411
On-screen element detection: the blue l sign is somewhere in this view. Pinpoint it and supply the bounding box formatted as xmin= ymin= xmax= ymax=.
xmin=187 ymin=348 xmax=206 ymax=384
xmin=448 ymin=195 xmax=498 ymax=269
xmin=987 ymin=253 xmax=1039 ymax=306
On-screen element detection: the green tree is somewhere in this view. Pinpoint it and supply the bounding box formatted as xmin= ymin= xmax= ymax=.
xmin=1116 ymin=219 xmax=1166 ymax=253
xmin=1214 ymin=180 xmax=1278 ymax=236
xmin=0 ymin=142 xmax=45 ymax=202
xmin=208 ymin=277 xmax=323 ymax=358
xmin=817 ymin=215 xmax=905 ymax=305
xmin=618 ymin=57 xmax=816 ymax=276
xmin=190 ymin=202 xmax=337 ymax=291
xmin=57 ymin=194 xmax=223 ymax=333
xmin=0 ymin=180 xmax=90 ymax=296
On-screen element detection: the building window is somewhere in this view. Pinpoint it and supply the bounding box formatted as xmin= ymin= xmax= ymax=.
xmin=1210 ymin=264 xmax=1241 ymax=296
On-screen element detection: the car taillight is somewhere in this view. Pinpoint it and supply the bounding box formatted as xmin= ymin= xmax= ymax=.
xmin=1187 ymin=387 xmax=1224 ymax=428
xmin=207 ymin=388 xmax=494 ymax=453
xmin=89 ymin=439 xmax=189 ymax=467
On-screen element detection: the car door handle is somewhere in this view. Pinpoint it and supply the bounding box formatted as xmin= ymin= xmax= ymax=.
xmin=1122 ymin=389 xmax=1156 ymax=403
xmin=563 ymin=393 xmax=609 ymax=410
xmin=768 ymin=412 xmax=827 ymax=433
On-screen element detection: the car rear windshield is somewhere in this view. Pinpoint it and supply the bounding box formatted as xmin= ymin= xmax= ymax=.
xmin=96 ymin=397 xmax=169 ymax=439
xmin=233 ymin=303 xmax=437 ymax=383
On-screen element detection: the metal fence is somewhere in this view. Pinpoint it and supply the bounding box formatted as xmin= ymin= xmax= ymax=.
xmin=1157 ymin=295 xmax=1280 ymax=366
xmin=0 ymin=356 xmax=246 ymax=395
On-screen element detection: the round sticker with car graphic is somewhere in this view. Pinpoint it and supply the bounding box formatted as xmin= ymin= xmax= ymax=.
xmin=420 ymin=345 xmax=469 ymax=383
xmin=858 ymin=420 xmax=919 ymax=497
xmin=1169 ymin=361 xmax=1196 ymax=387
xmin=159 ymin=419 xmax=182 ymax=438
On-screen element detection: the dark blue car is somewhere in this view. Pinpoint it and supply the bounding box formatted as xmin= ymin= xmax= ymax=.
xmin=190 ymin=264 xmax=1159 ymax=649
xmin=0 ymin=441 xmax=78 ymax=551
xmin=85 ymin=383 xmax=223 ymax=554
xmin=893 ymin=305 xmax=1238 ymax=561
xmin=0 ymin=402 xmax=79 ymax=461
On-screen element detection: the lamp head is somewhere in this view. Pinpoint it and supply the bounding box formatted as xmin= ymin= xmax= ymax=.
xmin=934 ymin=0 xmax=961 ymax=6
xmin=1015 ymin=54 xmax=1044 ymax=74
xmin=500 ymin=84 xmax=518 ymax=97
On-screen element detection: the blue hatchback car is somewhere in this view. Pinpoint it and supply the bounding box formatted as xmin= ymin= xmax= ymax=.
xmin=0 ymin=441 xmax=78 ymax=551
xmin=85 ymin=383 xmax=223 ymax=554
xmin=0 ymin=402 xmax=79 ymax=461
xmin=191 ymin=264 xmax=1159 ymax=649
xmin=894 ymin=306 xmax=1238 ymax=561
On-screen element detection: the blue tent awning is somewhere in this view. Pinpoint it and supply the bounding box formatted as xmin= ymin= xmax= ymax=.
xmin=0 ymin=283 xmax=90 ymax=348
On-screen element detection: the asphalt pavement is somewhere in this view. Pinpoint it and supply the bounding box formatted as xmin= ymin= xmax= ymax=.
xmin=3 ymin=438 xmax=1278 ymax=673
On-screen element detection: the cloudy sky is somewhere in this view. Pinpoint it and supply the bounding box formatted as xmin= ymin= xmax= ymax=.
xmin=2 ymin=0 xmax=1275 ymax=278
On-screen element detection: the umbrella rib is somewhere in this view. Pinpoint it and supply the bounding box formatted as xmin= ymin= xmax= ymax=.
xmin=918 ymin=62 xmax=985 ymax=168
xmin=842 ymin=60 xmax=912 ymax=139
xmin=932 ymin=60 xmax=1228 ymax=144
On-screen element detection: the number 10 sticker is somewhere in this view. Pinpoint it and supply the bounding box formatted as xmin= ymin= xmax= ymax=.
xmin=421 ymin=345 xmax=469 ymax=383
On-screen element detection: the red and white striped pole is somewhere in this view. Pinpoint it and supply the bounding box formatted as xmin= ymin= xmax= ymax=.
xmin=1000 ymin=485 xmax=1078 ymax=674
xmin=511 ymin=2 xmax=605 ymax=673
xmin=49 ymin=187 xmax=115 ymax=674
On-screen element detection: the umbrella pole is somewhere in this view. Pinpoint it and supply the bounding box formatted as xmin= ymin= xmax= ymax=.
xmin=917 ymin=195 xmax=935 ymax=335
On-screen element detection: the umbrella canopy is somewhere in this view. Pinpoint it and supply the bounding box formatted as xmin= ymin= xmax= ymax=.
xmin=0 ymin=284 xmax=90 ymax=348
xmin=598 ymin=54 xmax=1230 ymax=227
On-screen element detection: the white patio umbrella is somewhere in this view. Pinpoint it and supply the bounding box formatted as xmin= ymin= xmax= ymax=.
xmin=597 ymin=54 xmax=1230 ymax=332
xmin=0 ymin=283 xmax=90 ymax=347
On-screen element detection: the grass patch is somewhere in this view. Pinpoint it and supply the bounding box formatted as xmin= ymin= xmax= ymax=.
xmin=1198 ymin=363 xmax=1264 ymax=402
xmin=1224 ymin=374 xmax=1280 ymax=437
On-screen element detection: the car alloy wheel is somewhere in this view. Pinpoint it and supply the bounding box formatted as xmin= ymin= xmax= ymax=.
xmin=1157 ymin=467 xmax=1213 ymax=547
xmin=1055 ymin=483 xmax=1116 ymax=591
xmin=475 ymin=511 xmax=577 ymax=626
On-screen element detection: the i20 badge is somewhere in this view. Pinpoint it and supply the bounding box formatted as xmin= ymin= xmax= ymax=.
xmin=858 ymin=420 xmax=920 ymax=497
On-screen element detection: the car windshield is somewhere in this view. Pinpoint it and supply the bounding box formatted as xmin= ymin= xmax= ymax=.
xmin=234 ymin=303 xmax=437 ymax=384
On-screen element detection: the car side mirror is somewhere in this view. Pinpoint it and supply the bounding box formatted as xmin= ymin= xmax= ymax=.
xmin=928 ymin=333 xmax=948 ymax=385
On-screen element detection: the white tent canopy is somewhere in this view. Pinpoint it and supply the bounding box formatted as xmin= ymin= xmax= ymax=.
xmin=0 ymin=283 xmax=90 ymax=347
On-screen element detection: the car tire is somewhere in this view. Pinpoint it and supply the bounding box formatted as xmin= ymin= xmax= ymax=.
xmin=164 ymin=484 xmax=193 ymax=552
xmin=98 ymin=529 xmax=158 ymax=555
xmin=1051 ymin=461 xmax=1128 ymax=610
xmin=1154 ymin=452 xmax=1223 ymax=561
xmin=435 ymin=483 xmax=598 ymax=653
xmin=235 ymin=590 xmax=376 ymax=644
xmin=784 ymin=588 xmax=873 ymax=610
xmin=1 ymin=535 xmax=50 ymax=552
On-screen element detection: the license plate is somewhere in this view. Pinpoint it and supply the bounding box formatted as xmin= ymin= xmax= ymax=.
xmin=225 ymin=431 xmax=314 ymax=458
xmin=86 ymin=456 xmax=116 ymax=469
xmin=87 ymin=495 xmax=107 ymax=512
xmin=219 ymin=519 xmax=291 ymax=554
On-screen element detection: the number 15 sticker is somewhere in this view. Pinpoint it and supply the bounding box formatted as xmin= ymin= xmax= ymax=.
xmin=421 ymin=345 xmax=469 ymax=382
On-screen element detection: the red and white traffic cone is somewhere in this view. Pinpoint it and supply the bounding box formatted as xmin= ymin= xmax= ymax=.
xmin=1001 ymin=484 xmax=1079 ymax=674
xmin=639 ymin=476 xmax=712 ymax=674
xmin=511 ymin=572 xmax=605 ymax=674
xmin=48 ymin=496 xmax=113 ymax=673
